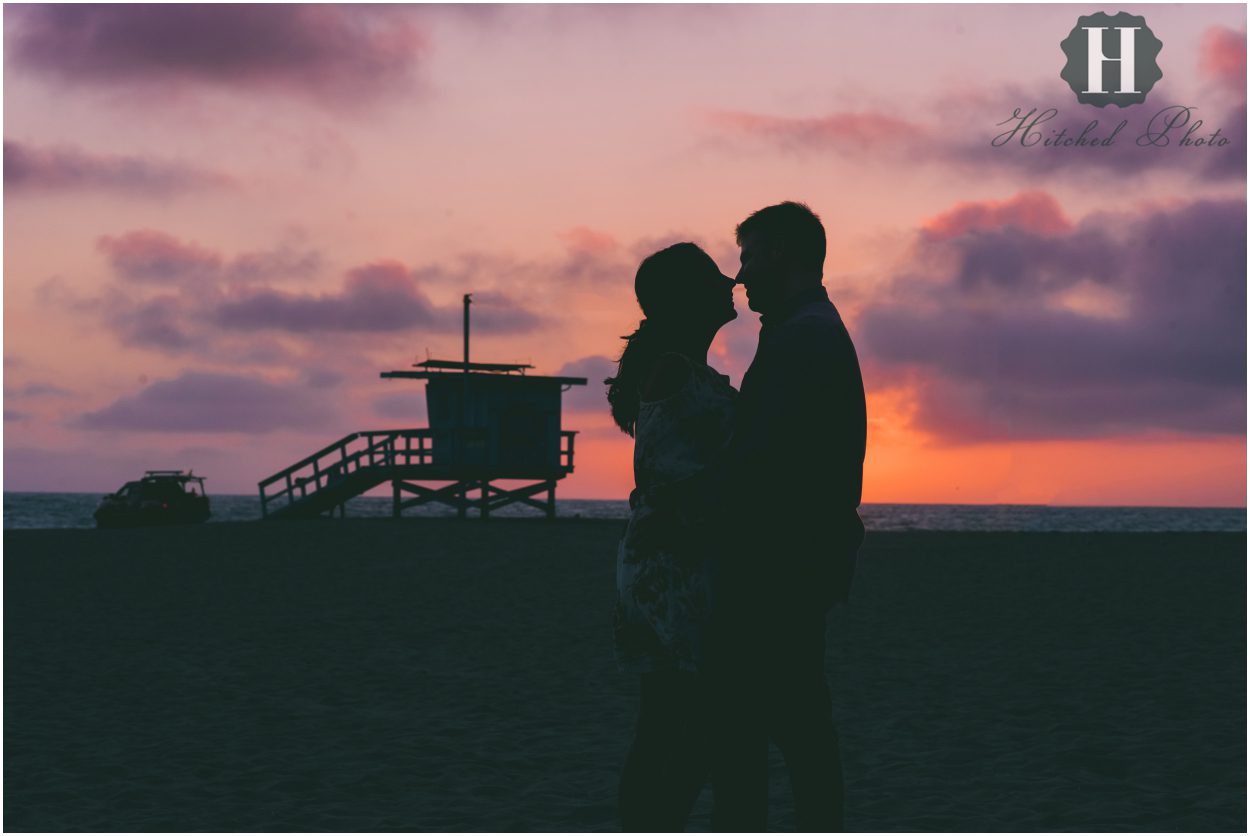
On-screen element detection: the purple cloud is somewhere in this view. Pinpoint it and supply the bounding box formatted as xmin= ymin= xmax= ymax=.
xmin=6 ymin=4 xmax=426 ymax=108
xmin=302 ymin=368 xmax=344 ymax=389
xmin=371 ymin=392 xmax=429 ymax=423
xmin=223 ymin=245 xmax=322 ymax=284
xmin=555 ymin=355 xmax=614 ymax=414
xmin=40 ymin=249 xmax=545 ymax=368
xmin=858 ymin=196 xmax=1246 ymax=441
xmin=96 ymin=229 xmax=321 ymax=285
xmin=97 ymin=230 xmax=222 ymax=283
xmin=105 ymin=294 xmax=195 ymax=350
xmin=213 ymin=261 xmax=545 ymax=335
xmin=4 ymin=140 xmax=233 ymax=196
xmin=77 ymin=372 xmax=336 ymax=433
xmin=463 ymin=290 xmax=547 ymax=334
xmin=6 ymin=382 xmax=73 ymax=398
xmin=213 ymin=261 xmax=439 ymax=333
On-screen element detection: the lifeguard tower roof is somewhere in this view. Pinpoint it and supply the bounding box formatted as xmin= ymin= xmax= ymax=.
xmin=380 ymin=358 xmax=587 ymax=386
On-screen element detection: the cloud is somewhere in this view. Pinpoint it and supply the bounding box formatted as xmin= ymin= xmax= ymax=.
xmin=709 ymin=99 xmax=1243 ymax=181
xmin=105 ymin=294 xmax=195 ymax=350
xmin=96 ymin=229 xmax=321 ymax=285
xmin=1201 ymin=26 xmax=1247 ymax=94
xmin=561 ymin=227 xmax=620 ymax=256
xmin=4 ymin=140 xmax=233 ymax=196
xmin=6 ymin=382 xmax=73 ymax=398
xmin=6 ymin=4 xmax=427 ymax=108
xmin=5 ymin=410 xmax=29 ymax=423
xmin=212 ymin=260 xmax=438 ymax=333
xmin=302 ymin=368 xmax=345 ymax=389
xmin=555 ymin=355 xmax=615 ymax=414
xmin=463 ymin=290 xmax=547 ymax=334
xmin=407 ymin=227 xmax=724 ymax=297
xmin=213 ymin=261 xmax=546 ymax=335
xmin=371 ymin=391 xmax=429 ymax=423
xmin=920 ymin=190 xmax=1073 ymax=241
xmin=705 ymin=73 xmax=1245 ymax=183
xmin=77 ymin=372 xmax=336 ymax=433
xmin=40 ymin=246 xmax=547 ymax=370
xmin=97 ymin=230 xmax=222 ymax=283
xmin=34 ymin=275 xmax=103 ymax=313
xmin=857 ymin=195 xmax=1246 ymax=442
xmin=224 ymin=245 xmax=323 ymax=283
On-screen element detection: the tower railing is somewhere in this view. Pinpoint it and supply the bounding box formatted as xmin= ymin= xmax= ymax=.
xmin=258 ymin=428 xmax=577 ymax=518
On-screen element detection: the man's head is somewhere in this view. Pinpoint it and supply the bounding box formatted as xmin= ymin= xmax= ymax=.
xmin=734 ymin=201 xmax=826 ymax=314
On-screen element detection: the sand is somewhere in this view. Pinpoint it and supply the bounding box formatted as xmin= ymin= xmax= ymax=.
xmin=3 ymin=520 xmax=1245 ymax=832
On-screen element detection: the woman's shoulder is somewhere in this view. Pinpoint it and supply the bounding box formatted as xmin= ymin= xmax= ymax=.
xmin=641 ymin=353 xmax=737 ymax=406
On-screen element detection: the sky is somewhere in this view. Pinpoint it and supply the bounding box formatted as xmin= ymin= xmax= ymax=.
xmin=3 ymin=3 xmax=1246 ymax=506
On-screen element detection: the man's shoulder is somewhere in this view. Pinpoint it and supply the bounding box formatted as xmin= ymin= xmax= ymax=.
xmin=776 ymin=299 xmax=849 ymax=347
xmin=791 ymin=296 xmax=844 ymax=325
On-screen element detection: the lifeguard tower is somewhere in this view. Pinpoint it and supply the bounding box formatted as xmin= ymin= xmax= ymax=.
xmin=258 ymin=294 xmax=587 ymax=520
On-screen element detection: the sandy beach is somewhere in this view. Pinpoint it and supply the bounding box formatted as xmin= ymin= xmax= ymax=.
xmin=4 ymin=519 xmax=1245 ymax=832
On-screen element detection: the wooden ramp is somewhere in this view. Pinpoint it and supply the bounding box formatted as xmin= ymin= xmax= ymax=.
xmin=258 ymin=428 xmax=577 ymax=520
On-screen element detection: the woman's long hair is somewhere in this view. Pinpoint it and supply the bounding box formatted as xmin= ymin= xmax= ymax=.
xmin=605 ymin=243 xmax=717 ymax=436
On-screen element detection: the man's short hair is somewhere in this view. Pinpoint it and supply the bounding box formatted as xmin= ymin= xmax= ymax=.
xmin=735 ymin=201 xmax=826 ymax=274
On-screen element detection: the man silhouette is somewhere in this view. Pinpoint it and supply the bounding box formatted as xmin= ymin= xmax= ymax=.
xmin=704 ymin=200 xmax=867 ymax=831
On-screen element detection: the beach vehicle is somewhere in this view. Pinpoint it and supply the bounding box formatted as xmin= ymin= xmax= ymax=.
xmin=94 ymin=470 xmax=211 ymax=529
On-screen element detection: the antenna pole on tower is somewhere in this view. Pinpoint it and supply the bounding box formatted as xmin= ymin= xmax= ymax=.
xmin=463 ymin=293 xmax=472 ymax=370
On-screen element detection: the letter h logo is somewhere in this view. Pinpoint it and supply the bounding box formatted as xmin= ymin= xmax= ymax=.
xmin=1060 ymin=12 xmax=1163 ymax=107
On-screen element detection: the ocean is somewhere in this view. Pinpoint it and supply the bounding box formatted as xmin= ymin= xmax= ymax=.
xmin=2 ymin=492 xmax=1245 ymax=532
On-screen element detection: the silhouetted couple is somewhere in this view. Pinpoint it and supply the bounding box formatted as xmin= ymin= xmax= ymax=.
xmin=609 ymin=201 xmax=867 ymax=832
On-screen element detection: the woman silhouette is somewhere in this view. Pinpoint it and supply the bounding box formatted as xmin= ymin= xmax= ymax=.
xmin=607 ymin=242 xmax=738 ymax=831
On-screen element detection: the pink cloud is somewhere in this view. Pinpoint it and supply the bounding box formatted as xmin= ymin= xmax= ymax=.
xmin=1201 ymin=26 xmax=1247 ymax=94
xmin=921 ymin=191 xmax=1073 ymax=242
xmin=561 ymin=227 xmax=621 ymax=255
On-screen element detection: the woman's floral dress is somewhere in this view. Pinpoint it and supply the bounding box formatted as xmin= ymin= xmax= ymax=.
xmin=613 ymin=354 xmax=737 ymax=674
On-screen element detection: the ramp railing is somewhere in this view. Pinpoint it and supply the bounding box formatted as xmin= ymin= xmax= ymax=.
xmin=258 ymin=428 xmax=439 ymax=518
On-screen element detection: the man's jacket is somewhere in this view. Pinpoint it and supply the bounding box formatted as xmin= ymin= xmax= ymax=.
xmin=726 ymin=284 xmax=867 ymax=612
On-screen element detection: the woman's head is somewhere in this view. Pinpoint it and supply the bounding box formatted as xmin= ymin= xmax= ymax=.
xmin=634 ymin=242 xmax=736 ymax=332
xmin=605 ymin=242 xmax=735 ymax=436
